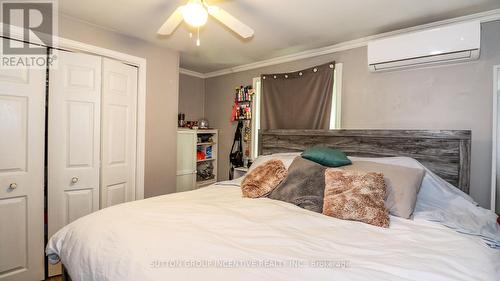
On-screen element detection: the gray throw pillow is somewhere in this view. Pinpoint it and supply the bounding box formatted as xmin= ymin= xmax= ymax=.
xmin=268 ymin=157 xmax=327 ymax=213
xmin=341 ymin=161 xmax=425 ymax=219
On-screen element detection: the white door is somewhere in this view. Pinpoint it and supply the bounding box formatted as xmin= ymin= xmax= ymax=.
xmin=100 ymin=58 xmax=138 ymax=208
xmin=176 ymin=131 xmax=197 ymax=192
xmin=0 ymin=42 xmax=45 ymax=280
xmin=48 ymin=51 xmax=102 ymax=238
xmin=497 ymin=68 xmax=500 ymax=213
xmin=495 ymin=66 xmax=500 ymax=213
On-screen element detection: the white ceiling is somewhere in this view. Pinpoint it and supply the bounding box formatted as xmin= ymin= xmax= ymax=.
xmin=60 ymin=0 xmax=500 ymax=73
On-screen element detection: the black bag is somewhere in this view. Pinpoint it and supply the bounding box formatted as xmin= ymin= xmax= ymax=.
xmin=229 ymin=121 xmax=244 ymax=179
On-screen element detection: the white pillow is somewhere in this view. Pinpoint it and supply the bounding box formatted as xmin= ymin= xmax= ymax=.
xmin=248 ymin=153 xmax=301 ymax=172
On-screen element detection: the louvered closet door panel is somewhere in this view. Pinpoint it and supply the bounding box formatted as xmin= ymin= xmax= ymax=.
xmin=48 ymin=51 xmax=101 ymax=240
xmin=0 ymin=41 xmax=45 ymax=281
xmin=100 ymin=59 xmax=137 ymax=208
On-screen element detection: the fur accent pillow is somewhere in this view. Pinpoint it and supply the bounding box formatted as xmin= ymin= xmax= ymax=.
xmin=241 ymin=159 xmax=287 ymax=198
xmin=323 ymin=169 xmax=389 ymax=228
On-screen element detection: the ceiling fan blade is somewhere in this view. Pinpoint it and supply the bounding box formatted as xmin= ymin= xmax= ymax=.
xmin=207 ymin=6 xmax=254 ymax=39
xmin=157 ymin=6 xmax=184 ymax=35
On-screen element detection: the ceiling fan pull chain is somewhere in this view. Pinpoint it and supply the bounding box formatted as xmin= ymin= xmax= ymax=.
xmin=196 ymin=27 xmax=201 ymax=46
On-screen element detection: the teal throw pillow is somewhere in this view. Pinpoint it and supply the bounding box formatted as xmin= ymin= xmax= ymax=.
xmin=301 ymin=146 xmax=352 ymax=167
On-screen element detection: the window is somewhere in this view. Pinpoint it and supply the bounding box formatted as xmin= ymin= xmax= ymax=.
xmin=251 ymin=63 xmax=343 ymax=159
xmin=329 ymin=63 xmax=343 ymax=129
xmin=251 ymin=77 xmax=261 ymax=159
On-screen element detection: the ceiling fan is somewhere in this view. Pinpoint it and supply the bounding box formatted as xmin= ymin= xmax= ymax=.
xmin=157 ymin=0 xmax=254 ymax=46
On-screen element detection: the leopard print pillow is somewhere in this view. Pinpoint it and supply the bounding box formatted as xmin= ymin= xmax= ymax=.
xmin=241 ymin=159 xmax=287 ymax=198
xmin=323 ymin=169 xmax=389 ymax=228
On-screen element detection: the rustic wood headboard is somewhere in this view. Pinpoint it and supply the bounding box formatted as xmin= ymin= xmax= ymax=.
xmin=259 ymin=129 xmax=471 ymax=193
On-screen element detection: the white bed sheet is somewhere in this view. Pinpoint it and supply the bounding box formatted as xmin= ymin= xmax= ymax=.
xmin=47 ymin=184 xmax=500 ymax=281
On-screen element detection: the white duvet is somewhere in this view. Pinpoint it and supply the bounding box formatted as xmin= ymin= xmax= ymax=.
xmin=47 ymin=184 xmax=500 ymax=281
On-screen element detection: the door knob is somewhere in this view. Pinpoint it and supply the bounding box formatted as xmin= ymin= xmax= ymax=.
xmin=71 ymin=177 xmax=79 ymax=184
xmin=9 ymin=183 xmax=17 ymax=189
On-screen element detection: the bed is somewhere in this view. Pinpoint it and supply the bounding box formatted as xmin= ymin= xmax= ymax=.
xmin=46 ymin=130 xmax=500 ymax=281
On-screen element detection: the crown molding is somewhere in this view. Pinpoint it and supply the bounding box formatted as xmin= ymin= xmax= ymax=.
xmin=203 ymin=39 xmax=366 ymax=78
xmin=179 ymin=8 xmax=500 ymax=79
xmin=0 ymin=23 xmax=45 ymax=45
xmin=179 ymin=68 xmax=206 ymax=78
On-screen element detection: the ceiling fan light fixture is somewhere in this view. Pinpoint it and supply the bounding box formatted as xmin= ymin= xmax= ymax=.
xmin=157 ymin=0 xmax=254 ymax=42
xmin=182 ymin=0 xmax=208 ymax=27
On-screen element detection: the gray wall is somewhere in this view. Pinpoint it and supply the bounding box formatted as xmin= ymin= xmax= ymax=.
xmin=179 ymin=73 xmax=205 ymax=121
xmin=59 ymin=16 xmax=180 ymax=198
xmin=204 ymin=20 xmax=500 ymax=209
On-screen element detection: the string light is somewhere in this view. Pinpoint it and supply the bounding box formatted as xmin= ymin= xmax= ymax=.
xmin=263 ymin=63 xmax=334 ymax=80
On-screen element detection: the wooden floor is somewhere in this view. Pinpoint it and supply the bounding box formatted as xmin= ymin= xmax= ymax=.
xmin=46 ymin=276 xmax=62 ymax=281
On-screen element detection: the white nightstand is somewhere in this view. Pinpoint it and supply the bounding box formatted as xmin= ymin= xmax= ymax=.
xmin=234 ymin=167 xmax=249 ymax=179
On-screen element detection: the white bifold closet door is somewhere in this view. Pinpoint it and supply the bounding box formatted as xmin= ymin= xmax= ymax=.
xmin=46 ymin=52 xmax=138 ymax=276
xmin=0 ymin=43 xmax=45 ymax=280
xmin=100 ymin=58 xmax=137 ymax=208
xmin=48 ymin=51 xmax=102 ymax=240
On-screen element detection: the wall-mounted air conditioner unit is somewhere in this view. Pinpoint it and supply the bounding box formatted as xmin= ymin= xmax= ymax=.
xmin=368 ymin=21 xmax=480 ymax=72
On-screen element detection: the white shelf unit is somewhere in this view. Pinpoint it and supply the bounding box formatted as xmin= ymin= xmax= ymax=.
xmin=176 ymin=129 xmax=218 ymax=192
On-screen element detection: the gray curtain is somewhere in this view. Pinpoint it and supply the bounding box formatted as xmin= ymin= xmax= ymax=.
xmin=261 ymin=62 xmax=335 ymax=130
